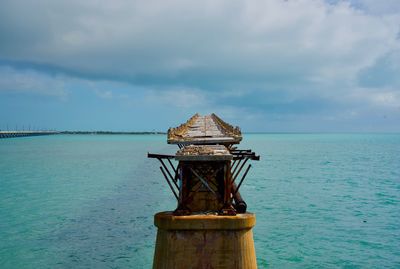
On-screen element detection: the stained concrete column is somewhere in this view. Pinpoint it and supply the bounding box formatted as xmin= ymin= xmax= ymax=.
xmin=153 ymin=212 xmax=257 ymax=269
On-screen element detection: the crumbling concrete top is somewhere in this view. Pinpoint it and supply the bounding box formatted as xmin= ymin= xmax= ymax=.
xmin=168 ymin=113 xmax=242 ymax=145
xmin=175 ymin=145 xmax=233 ymax=161
xmin=154 ymin=211 xmax=256 ymax=230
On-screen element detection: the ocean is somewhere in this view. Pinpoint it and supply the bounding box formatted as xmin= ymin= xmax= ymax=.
xmin=0 ymin=134 xmax=399 ymax=268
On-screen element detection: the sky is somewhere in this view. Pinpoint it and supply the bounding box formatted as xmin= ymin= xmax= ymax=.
xmin=0 ymin=0 xmax=399 ymax=132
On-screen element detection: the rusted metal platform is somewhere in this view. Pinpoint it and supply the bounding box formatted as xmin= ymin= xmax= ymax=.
xmin=167 ymin=113 xmax=242 ymax=145
xmin=149 ymin=113 xmax=259 ymax=216
xmin=175 ymin=145 xmax=232 ymax=161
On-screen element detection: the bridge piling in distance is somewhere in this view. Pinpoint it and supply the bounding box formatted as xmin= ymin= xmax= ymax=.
xmin=0 ymin=131 xmax=60 ymax=139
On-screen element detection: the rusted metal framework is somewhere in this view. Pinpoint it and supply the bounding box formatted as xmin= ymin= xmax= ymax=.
xmin=148 ymin=114 xmax=259 ymax=215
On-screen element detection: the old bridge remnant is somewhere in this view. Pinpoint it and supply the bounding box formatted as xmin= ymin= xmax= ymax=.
xmin=148 ymin=113 xmax=260 ymax=269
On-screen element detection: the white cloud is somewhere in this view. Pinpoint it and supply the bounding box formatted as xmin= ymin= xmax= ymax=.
xmin=92 ymin=88 xmax=113 ymax=99
xmin=0 ymin=66 xmax=68 ymax=98
xmin=351 ymin=0 xmax=400 ymax=15
xmin=145 ymin=88 xmax=207 ymax=109
xmin=350 ymin=88 xmax=400 ymax=109
xmin=0 ymin=0 xmax=398 ymax=89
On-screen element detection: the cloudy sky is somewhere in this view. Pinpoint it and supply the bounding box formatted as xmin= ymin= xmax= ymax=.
xmin=0 ymin=0 xmax=399 ymax=132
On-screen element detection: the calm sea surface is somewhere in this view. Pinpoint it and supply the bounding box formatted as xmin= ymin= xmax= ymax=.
xmin=0 ymin=134 xmax=399 ymax=268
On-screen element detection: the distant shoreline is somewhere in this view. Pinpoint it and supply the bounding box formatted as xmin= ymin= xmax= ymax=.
xmin=0 ymin=131 xmax=166 ymax=138
xmin=59 ymin=131 xmax=166 ymax=135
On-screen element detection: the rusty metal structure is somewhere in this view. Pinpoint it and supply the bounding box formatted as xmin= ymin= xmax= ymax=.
xmin=148 ymin=113 xmax=259 ymax=216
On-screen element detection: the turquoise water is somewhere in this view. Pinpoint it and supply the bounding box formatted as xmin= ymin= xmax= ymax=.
xmin=0 ymin=134 xmax=399 ymax=268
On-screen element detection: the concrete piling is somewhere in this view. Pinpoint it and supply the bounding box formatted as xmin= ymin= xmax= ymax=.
xmin=153 ymin=212 xmax=257 ymax=269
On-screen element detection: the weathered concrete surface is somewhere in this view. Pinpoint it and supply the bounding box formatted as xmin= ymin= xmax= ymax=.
xmin=168 ymin=113 xmax=242 ymax=145
xmin=153 ymin=212 xmax=257 ymax=269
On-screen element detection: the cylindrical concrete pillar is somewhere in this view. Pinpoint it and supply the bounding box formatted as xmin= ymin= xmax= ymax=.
xmin=153 ymin=212 xmax=257 ymax=269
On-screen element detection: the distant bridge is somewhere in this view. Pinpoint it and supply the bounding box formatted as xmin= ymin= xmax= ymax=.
xmin=0 ymin=131 xmax=60 ymax=139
